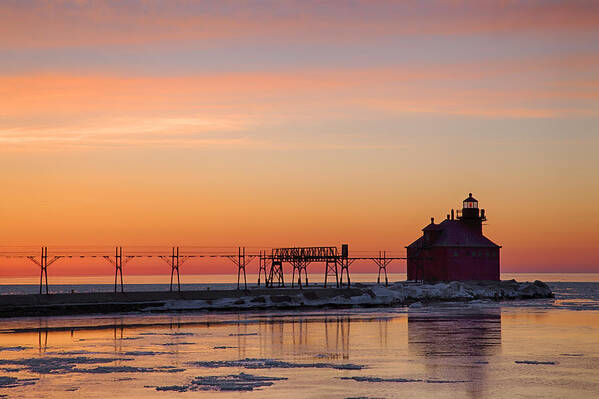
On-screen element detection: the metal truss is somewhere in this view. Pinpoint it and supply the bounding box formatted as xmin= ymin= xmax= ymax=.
xmin=373 ymin=251 xmax=393 ymax=286
xmin=257 ymin=250 xmax=270 ymax=287
xmin=338 ymin=257 xmax=355 ymax=288
xmin=226 ymin=247 xmax=256 ymax=290
xmin=291 ymin=259 xmax=310 ymax=288
xmin=103 ymin=247 xmax=133 ymax=293
xmin=268 ymin=260 xmax=285 ymax=288
xmin=272 ymin=247 xmax=338 ymax=262
xmin=159 ymin=247 xmax=192 ymax=292
xmin=7 ymin=245 xmax=412 ymax=293
xmin=324 ymin=259 xmax=339 ymax=288
xmin=27 ymin=247 xmax=62 ymax=294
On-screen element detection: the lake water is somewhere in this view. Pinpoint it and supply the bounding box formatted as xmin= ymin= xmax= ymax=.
xmin=0 ymin=274 xmax=598 ymax=398
xmin=2 ymin=273 xmax=599 ymax=295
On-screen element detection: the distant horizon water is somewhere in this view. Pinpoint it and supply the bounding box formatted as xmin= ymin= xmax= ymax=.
xmin=1 ymin=272 xmax=599 ymax=286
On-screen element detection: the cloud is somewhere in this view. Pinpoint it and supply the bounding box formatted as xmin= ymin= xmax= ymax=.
xmin=0 ymin=1 xmax=597 ymax=49
xmin=1 ymin=51 xmax=597 ymax=150
xmin=0 ymin=116 xmax=261 ymax=149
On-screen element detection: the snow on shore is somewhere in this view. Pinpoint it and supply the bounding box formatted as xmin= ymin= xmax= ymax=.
xmin=148 ymin=280 xmax=552 ymax=312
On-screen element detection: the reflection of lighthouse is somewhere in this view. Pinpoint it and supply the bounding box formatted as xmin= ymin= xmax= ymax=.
xmin=408 ymin=307 xmax=501 ymax=397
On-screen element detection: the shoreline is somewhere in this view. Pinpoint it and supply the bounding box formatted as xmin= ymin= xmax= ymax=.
xmin=0 ymin=280 xmax=553 ymax=318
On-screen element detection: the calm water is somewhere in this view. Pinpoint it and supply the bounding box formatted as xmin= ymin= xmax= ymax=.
xmin=0 ymin=275 xmax=597 ymax=398
xmin=2 ymin=273 xmax=599 ymax=295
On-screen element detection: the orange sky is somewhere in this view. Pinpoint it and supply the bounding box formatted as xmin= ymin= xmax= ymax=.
xmin=0 ymin=1 xmax=598 ymax=276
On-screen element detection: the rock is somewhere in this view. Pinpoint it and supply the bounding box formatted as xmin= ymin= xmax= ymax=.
xmin=302 ymin=292 xmax=319 ymax=300
xmin=269 ymin=295 xmax=292 ymax=303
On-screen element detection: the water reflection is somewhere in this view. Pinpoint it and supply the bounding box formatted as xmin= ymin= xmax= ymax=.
xmin=38 ymin=327 xmax=48 ymax=353
xmin=0 ymin=301 xmax=596 ymax=398
xmin=254 ymin=314 xmax=356 ymax=359
xmin=408 ymin=307 xmax=501 ymax=397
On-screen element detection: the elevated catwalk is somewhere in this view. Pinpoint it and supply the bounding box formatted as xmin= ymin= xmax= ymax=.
xmin=0 ymin=245 xmax=408 ymax=294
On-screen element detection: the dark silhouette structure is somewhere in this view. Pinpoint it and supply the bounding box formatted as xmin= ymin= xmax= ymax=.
xmin=406 ymin=193 xmax=501 ymax=281
xmin=4 ymin=244 xmax=408 ymax=294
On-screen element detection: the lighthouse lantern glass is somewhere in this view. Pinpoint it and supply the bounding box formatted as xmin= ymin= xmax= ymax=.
xmin=463 ymin=200 xmax=478 ymax=209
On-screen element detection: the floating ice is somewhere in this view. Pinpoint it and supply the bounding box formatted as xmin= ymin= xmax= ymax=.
xmin=0 ymin=356 xmax=183 ymax=374
xmin=149 ymin=372 xmax=287 ymax=392
xmin=515 ymin=360 xmax=556 ymax=365
xmin=190 ymin=357 xmax=364 ymax=370
xmin=0 ymin=346 xmax=29 ymax=352
xmin=0 ymin=376 xmax=38 ymax=388
xmin=123 ymin=351 xmax=168 ymax=356
xmin=228 ymin=333 xmax=257 ymax=336
xmin=139 ymin=332 xmax=194 ymax=336
xmin=345 ymin=397 xmax=385 ymax=399
xmin=79 ymin=366 xmax=185 ymax=374
xmin=340 ymin=376 xmax=421 ymax=383
xmin=0 ymin=356 xmax=129 ymax=374
xmin=340 ymin=376 xmax=470 ymax=384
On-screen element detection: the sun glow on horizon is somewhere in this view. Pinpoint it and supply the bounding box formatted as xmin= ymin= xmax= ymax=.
xmin=0 ymin=1 xmax=597 ymax=275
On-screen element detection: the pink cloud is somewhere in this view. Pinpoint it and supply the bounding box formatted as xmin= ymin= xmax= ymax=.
xmin=0 ymin=1 xmax=597 ymax=48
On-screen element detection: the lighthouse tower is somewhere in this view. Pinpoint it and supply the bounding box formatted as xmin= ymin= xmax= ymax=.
xmin=458 ymin=193 xmax=486 ymax=232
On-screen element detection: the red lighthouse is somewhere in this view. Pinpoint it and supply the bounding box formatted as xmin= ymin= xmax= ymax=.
xmin=406 ymin=194 xmax=501 ymax=281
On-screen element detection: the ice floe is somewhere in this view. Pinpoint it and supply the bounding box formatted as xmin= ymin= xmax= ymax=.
xmin=340 ymin=376 xmax=470 ymax=384
xmin=148 ymin=372 xmax=287 ymax=392
xmin=0 ymin=376 xmax=38 ymax=388
xmin=78 ymin=366 xmax=185 ymax=374
xmin=139 ymin=332 xmax=194 ymax=336
xmin=0 ymin=346 xmax=29 ymax=352
xmin=123 ymin=351 xmax=170 ymax=356
xmin=515 ymin=360 xmax=556 ymax=365
xmin=0 ymin=356 xmax=184 ymax=374
xmin=0 ymin=356 xmax=129 ymax=374
xmin=190 ymin=357 xmax=364 ymax=370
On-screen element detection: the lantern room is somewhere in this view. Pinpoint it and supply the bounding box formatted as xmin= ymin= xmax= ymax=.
xmin=463 ymin=193 xmax=478 ymax=209
xmin=459 ymin=193 xmax=481 ymax=222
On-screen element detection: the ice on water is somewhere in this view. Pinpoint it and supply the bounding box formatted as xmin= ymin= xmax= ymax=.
xmin=0 ymin=281 xmax=597 ymax=398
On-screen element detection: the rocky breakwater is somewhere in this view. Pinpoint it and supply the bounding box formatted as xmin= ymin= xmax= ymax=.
xmin=150 ymin=279 xmax=553 ymax=312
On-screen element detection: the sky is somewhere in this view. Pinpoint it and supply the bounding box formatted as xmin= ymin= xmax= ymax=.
xmin=0 ymin=0 xmax=598 ymax=276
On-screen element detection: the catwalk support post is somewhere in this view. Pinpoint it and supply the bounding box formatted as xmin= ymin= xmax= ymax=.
xmin=27 ymin=247 xmax=61 ymax=295
xmin=374 ymin=251 xmax=392 ymax=286
xmin=103 ymin=247 xmax=127 ymax=293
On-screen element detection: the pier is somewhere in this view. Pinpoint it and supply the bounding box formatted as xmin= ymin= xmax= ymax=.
xmin=0 ymin=244 xmax=408 ymax=294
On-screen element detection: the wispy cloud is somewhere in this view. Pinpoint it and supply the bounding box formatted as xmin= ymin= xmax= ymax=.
xmin=1 ymin=1 xmax=597 ymax=49
xmin=0 ymin=115 xmax=262 ymax=149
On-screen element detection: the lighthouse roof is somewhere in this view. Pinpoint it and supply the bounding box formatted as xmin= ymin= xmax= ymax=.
xmin=407 ymin=219 xmax=500 ymax=249
xmin=463 ymin=193 xmax=478 ymax=202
